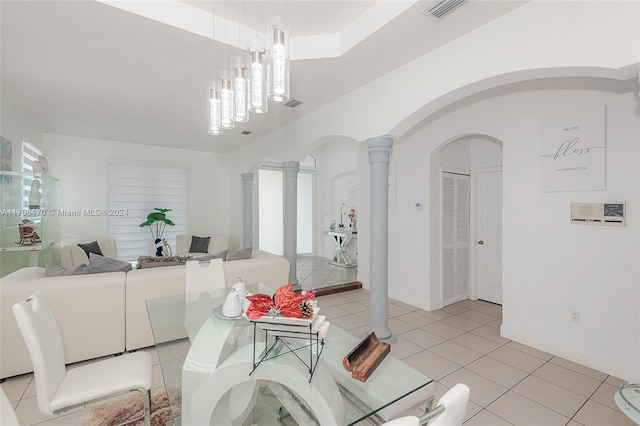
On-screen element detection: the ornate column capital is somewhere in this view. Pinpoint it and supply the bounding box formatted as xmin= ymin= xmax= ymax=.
xmin=283 ymin=161 xmax=300 ymax=173
xmin=367 ymin=136 xmax=393 ymax=165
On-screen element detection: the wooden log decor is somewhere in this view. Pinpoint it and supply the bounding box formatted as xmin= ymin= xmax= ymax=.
xmin=343 ymin=332 xmax=391 ymax=382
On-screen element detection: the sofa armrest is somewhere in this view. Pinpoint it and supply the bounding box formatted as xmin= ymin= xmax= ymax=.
xmin=1 ymin=270 xmax=126 ymax=379
xmin=60 ymin=238 xmax=118 ymax=267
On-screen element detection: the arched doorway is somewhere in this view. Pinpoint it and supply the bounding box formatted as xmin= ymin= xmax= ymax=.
xmin=252 ymin=136 xmax=362 ymax=290
xmin=430 ymin=135 xmax=503 ymax=307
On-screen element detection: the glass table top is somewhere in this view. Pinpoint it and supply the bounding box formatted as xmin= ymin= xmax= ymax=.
xmin=146 ymin=284 xmax=434 ymax=425
xmin=616 ymin=383 xmax=640 ymax=425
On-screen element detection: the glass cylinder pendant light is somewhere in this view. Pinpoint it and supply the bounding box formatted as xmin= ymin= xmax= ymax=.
xmin=248 ymin=39 xmax=268 ymax=113
xmin=232 ymin=56 xmax=249 ymax=122
xmin=208 ymin=87 xmax=222 ymax=135
xmin=268 ymin=16 xmax=289 ymax=102
xmin=218 ymin=71 xmax=234 ymax=129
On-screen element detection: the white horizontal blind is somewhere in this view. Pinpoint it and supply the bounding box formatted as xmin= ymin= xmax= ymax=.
xmin=106 ymin=160 xmax=188 ymax=262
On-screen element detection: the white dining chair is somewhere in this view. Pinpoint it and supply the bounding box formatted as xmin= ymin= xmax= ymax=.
xmin=1 ymin=387 xmax=20 ymax=426
xmin=12 ymin=290 xmax=152 ymax=426
xmin=382 ymin=383 xmax=470 ymax=426
xmin=185 ymin=257 xmax=227 ymax=294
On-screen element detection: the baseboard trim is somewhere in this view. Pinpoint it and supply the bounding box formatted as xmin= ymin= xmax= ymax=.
xmin=313 ymin=281 xmax=362 ymax=297
xmin=501 ymin=324 xmax=640 ymax=382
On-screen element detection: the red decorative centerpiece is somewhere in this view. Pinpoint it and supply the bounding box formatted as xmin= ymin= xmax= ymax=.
xmin=245 ymin=283 xmax=307 ymax=320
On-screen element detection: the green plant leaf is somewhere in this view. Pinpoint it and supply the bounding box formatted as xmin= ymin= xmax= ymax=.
xmin=147 ymin=212 xmax=166 ymax=221
xmin=139 ymin=208 xmax=175 ymax=232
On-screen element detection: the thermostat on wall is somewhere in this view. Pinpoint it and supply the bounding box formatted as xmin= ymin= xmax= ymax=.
xmin=570 ymin=202 xmax=625 ymax=226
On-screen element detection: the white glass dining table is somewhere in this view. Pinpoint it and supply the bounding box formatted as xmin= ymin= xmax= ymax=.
xmin=616 ymin=383 xmax=640 ymax=425
xmin=145 ymin=283 xmax=434 ymax=425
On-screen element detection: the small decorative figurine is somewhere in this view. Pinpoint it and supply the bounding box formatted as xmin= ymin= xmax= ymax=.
xmin=16 ymin=219 xmax=40 ymax=246
xmin=329 ymin=219 xmax=336 ymax=231
xmin=349 ymin=208 xmax=357 ymax=232
xmin=29 ymin=179 xmax=41 ymax=209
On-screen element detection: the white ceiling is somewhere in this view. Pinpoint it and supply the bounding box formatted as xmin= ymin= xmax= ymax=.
xmin=1 ymin=1 xmax=527 ymax=154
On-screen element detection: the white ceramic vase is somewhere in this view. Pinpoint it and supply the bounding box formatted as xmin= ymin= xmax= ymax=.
xmin=222 ymin=288 xmax=242 ymax=317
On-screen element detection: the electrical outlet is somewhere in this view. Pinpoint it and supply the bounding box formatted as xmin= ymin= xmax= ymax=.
xmin=570 ymin=309 xmax=581 ymax=323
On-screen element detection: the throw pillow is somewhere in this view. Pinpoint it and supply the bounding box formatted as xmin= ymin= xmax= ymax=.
xmin=228 ymin=247 xmax=252 ymax=261
xmin=193 ymin=249 xmax=228 ymax=262
xmin=189 ymin=236 xmax=211 ymax=253
xmin=45 ymin=263 xmax=90 ymax=277
xmin=77 ymin=241 xmax=103 ymax=258
xmin=88 ymin=253 xmax=133 ymax=273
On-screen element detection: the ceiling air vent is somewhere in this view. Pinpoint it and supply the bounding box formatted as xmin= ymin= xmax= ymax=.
xmin=423 ymin=0 xmax=467 ymax=20
xmin=285 ymin=99 xmax=302 ymax=108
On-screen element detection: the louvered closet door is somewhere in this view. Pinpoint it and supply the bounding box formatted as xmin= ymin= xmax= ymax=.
xmin=442 ymin=172 xmax=470 ymax=306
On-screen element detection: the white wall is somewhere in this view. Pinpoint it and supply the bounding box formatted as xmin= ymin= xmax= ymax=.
xmin=436 ymin=138 xmax=471 ymax=171
xmin=43 ymin=133 xmax=228 ymax=242
xmin=389 ymin=78 xmax=639 ymax=381
xmin=471 ymin=138 xmax=502 ymax=169
xmin=257 ymin=168 xmax=284 ymax=255
xmin=227 ymin=0 xmax=638 ymax=255
xmin=1 ymin=94 xmax=44 ymax=171
xmin=223 ymin=1 xmax=639 ymax=381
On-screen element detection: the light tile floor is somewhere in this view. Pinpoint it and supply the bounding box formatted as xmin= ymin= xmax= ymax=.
xmin=2 ymin=288 xmax=634 ymax=425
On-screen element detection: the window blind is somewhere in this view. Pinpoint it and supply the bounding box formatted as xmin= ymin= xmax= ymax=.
xmin=106 ymin=160 xmax=188 ymax=262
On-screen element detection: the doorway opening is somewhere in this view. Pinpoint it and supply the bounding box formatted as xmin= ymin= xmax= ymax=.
xmin=432 ymin=135 xmax=503 ymax=307
xmin=257 ymin=156 xmax=316 ymax=256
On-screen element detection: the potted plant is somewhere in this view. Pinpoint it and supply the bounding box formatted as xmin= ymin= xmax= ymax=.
xmin=139 ymin=208 xmax=175 ymax=256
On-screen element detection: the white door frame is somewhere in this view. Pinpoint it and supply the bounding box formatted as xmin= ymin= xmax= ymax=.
xmin=469 ymin=166 xmax=502 ymax=301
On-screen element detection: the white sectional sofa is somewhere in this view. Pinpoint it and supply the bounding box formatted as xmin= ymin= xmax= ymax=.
xmin=1 ymin=267 xmax=127 ymax=379
xmin=0 ymin=238 xmax=291 ymax=379
xmin=125 ymin=250 xmax=291 ymax=350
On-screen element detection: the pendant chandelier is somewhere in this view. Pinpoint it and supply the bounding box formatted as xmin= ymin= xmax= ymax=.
xmin=208 ymin=1 xmax=291 ymax=136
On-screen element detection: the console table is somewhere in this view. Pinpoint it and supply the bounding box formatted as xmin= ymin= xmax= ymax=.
xmin=146 ymin=285 xmax=434 ymax=425
xmin=325 ymin=230 xmax=357 ymax=267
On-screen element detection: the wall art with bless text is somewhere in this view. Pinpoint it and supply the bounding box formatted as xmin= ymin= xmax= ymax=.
xmin=540 ymin=106 xmax=605 ymax=192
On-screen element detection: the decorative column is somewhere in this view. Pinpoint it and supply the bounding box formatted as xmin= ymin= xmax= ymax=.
xmin=241 ymin=173 xmax=254 ymax=249
xmin=283 ymin=161 xmax=300 ymax=290
xmin=367 ymin=136 xmax=396 ymax=343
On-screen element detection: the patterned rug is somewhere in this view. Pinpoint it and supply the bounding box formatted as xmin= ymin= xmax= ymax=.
xmin=79 ymin=384 xmax=181 ymax=426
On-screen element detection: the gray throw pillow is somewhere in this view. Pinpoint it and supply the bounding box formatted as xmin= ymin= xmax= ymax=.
xmin=193 ymin=249 xmax=228 ymax=262
xmin=88 ymin=252 xmax=133 ymax=273
xmin=45 ymin=263 xmax=90 ymax=277
xmin=77 ymin=241 xmax=103 ymax=258
xmin=228 ymin=247 xmax=252 ymax=261
xmin=189 ymin=236 xmax=211 ymax=253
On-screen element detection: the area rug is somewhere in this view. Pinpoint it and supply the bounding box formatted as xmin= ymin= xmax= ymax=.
xmin=79 ymin=384 xmax=181 ymax=426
